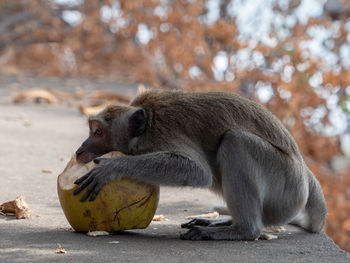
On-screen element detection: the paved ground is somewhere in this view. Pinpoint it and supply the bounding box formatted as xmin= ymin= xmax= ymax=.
xmin=0 ymin=75 xmax=349 ymax=263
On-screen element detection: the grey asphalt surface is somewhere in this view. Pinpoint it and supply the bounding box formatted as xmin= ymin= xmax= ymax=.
xmin=0 ymin=76 xmax=349 ymax=263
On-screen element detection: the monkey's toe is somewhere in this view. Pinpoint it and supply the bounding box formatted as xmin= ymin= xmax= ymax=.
xmin=181 ymin=218 xmax=197 ymax=228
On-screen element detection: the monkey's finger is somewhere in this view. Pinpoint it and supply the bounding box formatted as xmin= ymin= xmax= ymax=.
xmin=73 ymin=172 xmax=94 ymax=195
xmin=89 ymin=183 xmax=104 ymax=202
xmin=74 ymin=172 xmax=91 ymax=185
xmin=182 ymin=218 xmax=214 ymax=228
xmin=181 ymin=218 xmax=198 ymax=228
xmin=181 ymin=222 xmax=190 ymax=228
xmin=80 ymin=181 xmax=98 ymax=202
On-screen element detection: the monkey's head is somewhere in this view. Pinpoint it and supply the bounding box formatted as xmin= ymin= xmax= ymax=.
xmin=75 ymin=105 xmax=148 ymax=163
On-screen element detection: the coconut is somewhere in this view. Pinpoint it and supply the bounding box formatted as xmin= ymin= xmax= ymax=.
xmin=57 ymin=151 xmax=159 ymax=232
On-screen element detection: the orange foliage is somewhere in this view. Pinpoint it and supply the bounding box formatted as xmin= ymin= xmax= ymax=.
xmin=309 ymin=161 xmax=350 ymax=251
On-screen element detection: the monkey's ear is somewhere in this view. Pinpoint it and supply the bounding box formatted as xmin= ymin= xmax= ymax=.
xmin=128 ymin=108 xmax=147 ymax=138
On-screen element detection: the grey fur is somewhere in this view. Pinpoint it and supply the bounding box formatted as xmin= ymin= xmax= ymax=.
xmin=74 ymin=89 xmax=327 ymax=240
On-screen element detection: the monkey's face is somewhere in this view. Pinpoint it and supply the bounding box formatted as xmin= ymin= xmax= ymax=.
xmin=75 ymin=106 xmax=148 ymax=163
xmin=75 ymin=119 xmax=113 ymax=163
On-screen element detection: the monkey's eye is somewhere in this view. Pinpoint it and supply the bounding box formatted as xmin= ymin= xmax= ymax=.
xmin=94 ymin=129 xmax=103 ymax=136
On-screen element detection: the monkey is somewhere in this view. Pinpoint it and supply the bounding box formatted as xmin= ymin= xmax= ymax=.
xmin=73 ymin=89 xmax=327 ymax=241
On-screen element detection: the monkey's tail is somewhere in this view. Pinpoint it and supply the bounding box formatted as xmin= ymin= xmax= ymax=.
xmin=293 ymin=171 xmax=327 ymax=233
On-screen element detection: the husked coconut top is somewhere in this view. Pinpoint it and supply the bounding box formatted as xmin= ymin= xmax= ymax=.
xmin=58 ymin=152 xmax=123 ymax=191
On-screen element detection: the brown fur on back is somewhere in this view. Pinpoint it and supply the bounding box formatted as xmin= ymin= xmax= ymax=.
xmin=131 ymin=90 xmax=300 ymax=157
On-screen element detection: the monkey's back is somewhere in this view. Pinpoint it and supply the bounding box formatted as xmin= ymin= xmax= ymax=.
xmin=131 ymin=90 xmax=300 ymax=157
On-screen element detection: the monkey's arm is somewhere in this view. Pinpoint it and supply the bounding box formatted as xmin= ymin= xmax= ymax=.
xmin=73 ymin=150 xmax=213 ymax=202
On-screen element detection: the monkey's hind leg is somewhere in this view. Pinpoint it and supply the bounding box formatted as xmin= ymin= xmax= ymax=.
xmin=182 ymin=130 xmax=271 ymax=241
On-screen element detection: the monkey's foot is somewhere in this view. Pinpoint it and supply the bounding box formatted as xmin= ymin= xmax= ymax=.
xmin=180 ymin=225 xmax=260 ymax=241
xmin=181 ymin=218 xmax=232 ymax=228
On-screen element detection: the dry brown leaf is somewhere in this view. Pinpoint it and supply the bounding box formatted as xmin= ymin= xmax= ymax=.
xmin=78 ymin=101 xmax=114 ymax=116
xmin=55 ymin=244 xmax=67 ymax=254
xmin=46 ymin=88 xmax=72 ymax=100
xmin=152 ymin=215 xmax=164 ymax=221
xmin=89 ymin=90 xmax=130 ymax=104
xmin=0 ymin=196 xmax=31 ymax=219
xmin=13 ymin=89 xmax=58 ymax=104
xmin=185 ymin=212 xmax=219 ymax=220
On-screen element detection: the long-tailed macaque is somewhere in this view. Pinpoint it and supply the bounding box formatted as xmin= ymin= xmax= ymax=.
xmin=74 ymin=90 xmax=327 ymax=241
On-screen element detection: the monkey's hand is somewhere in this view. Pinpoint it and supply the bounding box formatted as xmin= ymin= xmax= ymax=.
xmin=73 ymin=158 xmax=121 ymax=202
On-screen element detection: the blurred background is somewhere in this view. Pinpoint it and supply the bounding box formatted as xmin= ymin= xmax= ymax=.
xmin=0 ymin=0 xmax=349 ymax=252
